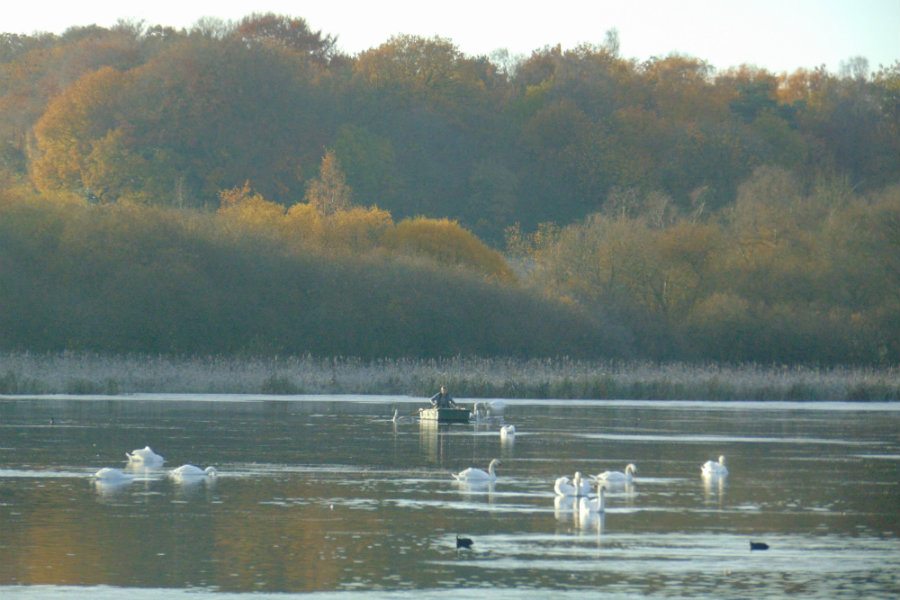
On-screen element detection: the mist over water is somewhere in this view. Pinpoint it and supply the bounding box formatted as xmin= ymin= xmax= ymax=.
xmin=1 ymin=395 xmax=898 ymax=598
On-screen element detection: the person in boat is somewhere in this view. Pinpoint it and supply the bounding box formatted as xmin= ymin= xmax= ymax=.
xmin=430 ymin=386 xmax=458 ymax=408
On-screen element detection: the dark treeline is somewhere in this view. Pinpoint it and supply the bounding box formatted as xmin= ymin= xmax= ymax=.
xmin=1 ymin=14 xmax=898 ymax=365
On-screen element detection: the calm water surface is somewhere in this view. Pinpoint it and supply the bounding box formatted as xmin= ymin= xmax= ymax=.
xmin=1 ymin=395 xmax=898 ymax=598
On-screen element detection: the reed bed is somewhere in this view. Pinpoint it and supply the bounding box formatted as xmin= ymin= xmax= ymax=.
xmin=1 ymin=352 xmax=898 ymax=401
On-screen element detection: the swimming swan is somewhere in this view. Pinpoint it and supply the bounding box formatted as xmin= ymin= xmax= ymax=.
xmin=170 ymin=464 xmax=217 ymax=481
xmin=593 ymin=463 xmax=636 ymax=484
xmin=554 ymin=475 xmax=573 ymax=496
xmin=702 ymin=455 xmax=728 ymax=477
xmin=93 ymin=467 xmax=133 ymax=483
xmin=391 ymin=408 xmax=414 ymax=423
xmin=554 ymin=472 xmax=592 ymax=496
xmin=500 ymin=425 xmax=516 ymax=437
xmin=452 ymin=458 xmax=500 ymax=482
xmin=125 ymin=446 xmax=165 ymax=467
xmin=578 ymin=484 xmax=606 ymax=515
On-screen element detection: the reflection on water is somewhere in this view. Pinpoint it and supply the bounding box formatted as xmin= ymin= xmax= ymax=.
xmin=1 ymin=395 xmax=899 ymax=598
xmin=702 ymin=472 xmax=727 ymax=507
xmin=418 ymin=419 xmax=446 ymax=464
xmin=553 ymin=494 xmax=575 ymax=521
xmin=576 ymin=505 xmax=605 ymax=535
xmin=453 ymin=480 xmax=497 ymax=508
xmin=92 ymin=478 xmax=133 ymax=500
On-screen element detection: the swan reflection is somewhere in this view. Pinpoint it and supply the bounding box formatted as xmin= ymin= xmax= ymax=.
xmin=454 ymin=479 xmax=496 ymax=501
xmin=576 ymin=506 xmax=606 ymax=535
xmin=554 ymin=494 xmax=575 ymax=522
xmin=702 ymin=472 xmax=727 ymax=505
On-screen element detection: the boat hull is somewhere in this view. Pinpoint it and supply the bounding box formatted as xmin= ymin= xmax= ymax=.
xmin=419 ymin=407 xmax=470 ymax=423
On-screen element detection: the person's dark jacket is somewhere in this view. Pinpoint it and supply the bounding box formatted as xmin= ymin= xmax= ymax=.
xmin=430 ymin=391 xmax=456 ymax=408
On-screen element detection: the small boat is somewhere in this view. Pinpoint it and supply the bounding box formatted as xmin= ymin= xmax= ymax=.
xmin=419 ymin=406 xmax=471 ymax=423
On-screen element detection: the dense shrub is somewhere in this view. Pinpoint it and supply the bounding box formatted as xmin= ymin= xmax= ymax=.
xmin=0 ymin=193 xmax=617 ymax=358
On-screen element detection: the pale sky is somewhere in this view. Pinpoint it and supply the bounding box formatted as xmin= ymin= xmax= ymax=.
xmin=4 ymin=0 xmax=899 ymax=74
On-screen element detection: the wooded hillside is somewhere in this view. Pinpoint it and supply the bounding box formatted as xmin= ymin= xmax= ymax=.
xmin=1 ymin=15 xmax=898 ymax=364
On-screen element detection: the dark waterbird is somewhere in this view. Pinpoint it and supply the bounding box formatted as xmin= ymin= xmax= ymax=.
xmin=456 ymin=535 xmax=474 ymax=549
xmin=750 ymin=541 xmax=770 ymax=551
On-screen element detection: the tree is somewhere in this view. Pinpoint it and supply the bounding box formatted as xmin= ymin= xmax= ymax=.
xmin=464 ymin=158 xmax=519 ymax=241
xmin=305 ymin=150 xmax=353 ymax=215
xmin=718 ymin=66 xmax=781 ymax=123
xmin=332 ymin=124 xmax=403 ymax=209
xmin=355 ymin=35 xmax=476 ymax=98
xmin=29 ymin=66 xmax=127 ymax=198
xmin=382 ymin=217 xmax=514 ymax=281
xmin=217 ymin=181 xmax=286 ymax=237
xmin=641 ymin=55 xmax=721 ymax=121
xmin=518 ymin=99 xmax=613 ymax=224
xmin=28 ymin=35 xmax=331 ymax=207
xmin=233 ymin=13 xmax=337 ymax=64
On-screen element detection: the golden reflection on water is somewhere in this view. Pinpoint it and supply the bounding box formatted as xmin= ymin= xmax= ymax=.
xmin=418 ymin=419 xmax=446 ymax=464
xmin=702 ymin=472 xmax=727 ymax=507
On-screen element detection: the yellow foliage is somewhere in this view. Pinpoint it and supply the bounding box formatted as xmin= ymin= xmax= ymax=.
xmin=383 ymin=217 xmax=514 ymax=281
xmin=286 ymin=202 xmax=394 ymax=254
xmin=208 ymin=184 xmax=513 ymax=281
xmin=284 ymin=201 xmax=324 ymax=248
xmin=30 ymin=67 xmax=127 ymax=196
xmin=216 ymin=182 xmax=286 ymax=236
xmin=304 ymin=150 xmax=353 ymax=215
xmin=323 ymin=206 xmax=393 ymax=252
xmin=658 ymin=222 xmax=723 ymax=274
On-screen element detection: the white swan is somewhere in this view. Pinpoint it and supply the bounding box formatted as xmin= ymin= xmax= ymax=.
xmin=500 ymin=424 xmax=516 ymax=438
xmin=554 ymin=472 xmax=592 ymax=496
xmin=391 ymin=408 xmax=413 ymax=423
xmin=701 ymin=455 xmax=728 ymax=477
xmin=554 ymin=475 xmax=574 ymax=496
xmin=594 ymin=463 xmax=636 ymax=484
xmin=170 ymin=464 xmax=217 ymax=481
xmin=125 ymin=446 xmax=165 ymax=467
xmin=452 ymin=458 xmax=500 ymax=482
xmin=93 ymin=467 xmax=133 ymax=483
xmin=578 ymin=485 xmax=606 ymax=516
xmin=470 ymin=402 xmax=487 ymax=422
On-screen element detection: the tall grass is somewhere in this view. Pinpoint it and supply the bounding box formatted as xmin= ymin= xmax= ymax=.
xmin=1 ymin=352 xmax=897 ymax=401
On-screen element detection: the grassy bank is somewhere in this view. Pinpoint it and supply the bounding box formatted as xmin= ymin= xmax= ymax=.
xmin=1 ymin=352 xmax=898 ymax=401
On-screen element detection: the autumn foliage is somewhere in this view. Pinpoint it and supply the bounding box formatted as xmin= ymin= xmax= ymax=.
xmin=0 ymin=189 xmax=607 ymax=358
xmin=1 ymin=16 xmax=899 ymax=364
xmin=510 ymin=169 xmax=900 ymax=364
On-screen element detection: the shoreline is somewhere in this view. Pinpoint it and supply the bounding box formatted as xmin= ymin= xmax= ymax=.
xmin=1 ymin=352 xmax=898 ymax=402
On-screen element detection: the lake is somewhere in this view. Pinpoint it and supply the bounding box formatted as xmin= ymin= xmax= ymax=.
xmin=1 ymin=395 xmax=898 ymax=598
